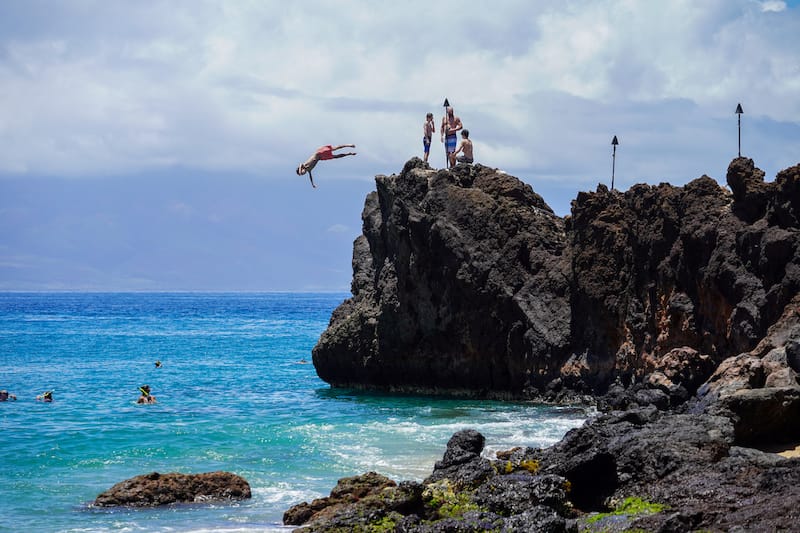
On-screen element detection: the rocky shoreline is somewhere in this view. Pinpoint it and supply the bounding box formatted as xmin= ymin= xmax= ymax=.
xmin=289 ymin=157 xmax=800 ymax=531
xmin=284 ymin=413 xmax=800 ymax=532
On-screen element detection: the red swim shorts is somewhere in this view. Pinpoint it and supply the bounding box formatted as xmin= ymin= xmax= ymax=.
xmin=316 ymin=145 xmax=334 ymax=160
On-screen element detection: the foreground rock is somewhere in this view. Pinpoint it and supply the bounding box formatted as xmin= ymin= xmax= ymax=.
xmin=285 ymin=418 xmax=800 ymax=532
xmin=284 ymin=429 xmax=573 ymax=532
xmin=539 ymin=409 xmax=800 ymax=531
xmin=93 ymin=471 xmax=251 ymax=507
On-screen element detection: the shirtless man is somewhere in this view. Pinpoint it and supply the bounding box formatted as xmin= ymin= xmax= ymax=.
xmin=423 ymin=113 xmax=435 ymax=163
xmin=296 ymin=144 xmax=356 ymax=188
xmin=440 ymin=107 xmax=462 ymax=168
xmin=453 ymin=129 xmax=474 ymax=166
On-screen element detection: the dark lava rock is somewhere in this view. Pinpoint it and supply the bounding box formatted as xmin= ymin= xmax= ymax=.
xmin=538 ymin=409 xmax=800 ymax=532
xmin=283 ymin=473 xmax=432 ymax=532
xmin=502 ymin=506 xmax=574 ymax=533
xmin=283 ymin=428 xmax=576 ymax=533
xmin=307 ymin=158 xmax=800 ymax=507
xmin=472 ymin=473 xmax=570 ymax=516
xmin=312 ymin=159 xmax=572 ymax=395
xmin=313 ymin=158 xmax=800 ymax=403
xmin=424 ymin=429 xmax=495 ymax=489
xmin=695 ymin=293 xmax=800 ymax=446
xmin=293 ymin=158 xmax=800 ymax=532
xmin=565 ymin=158 xmax=800 ymax=393
xmin=284 ymin=418 xmax=800 ymax=532
xmin=93 ymin=471 xmax=250 ymax=507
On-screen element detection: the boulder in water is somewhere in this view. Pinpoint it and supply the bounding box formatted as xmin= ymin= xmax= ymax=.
xmin=93 ymin=471 xmax=251 ymax=507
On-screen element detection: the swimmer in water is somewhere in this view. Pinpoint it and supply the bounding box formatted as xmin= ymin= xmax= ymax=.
xmin=36 ymin=391 xmax=53 ymax=402
xmin=0 ymin=389 xmax=17 ymax=401
xmin=137 ymin=385 xmax=157 ymax=404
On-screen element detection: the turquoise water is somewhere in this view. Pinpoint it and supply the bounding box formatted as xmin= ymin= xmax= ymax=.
xmin=0 ymin=293 xmax=590 ymax=532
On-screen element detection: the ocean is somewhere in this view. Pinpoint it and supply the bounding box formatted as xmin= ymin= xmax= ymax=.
xmin=0 ymin=292 xmax=590 ymax=532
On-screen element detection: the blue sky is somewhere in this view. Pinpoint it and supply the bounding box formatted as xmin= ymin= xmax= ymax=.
xmin=1 ymin=0 xmax=799 ymax=291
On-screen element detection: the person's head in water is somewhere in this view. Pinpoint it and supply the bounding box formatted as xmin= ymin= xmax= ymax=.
xmin=37 ymin=390 xmax=53 ymax=402
xmin=137 ymin=384 xmax=157 ymax=404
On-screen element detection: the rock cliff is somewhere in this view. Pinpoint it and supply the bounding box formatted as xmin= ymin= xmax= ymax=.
xmin=314 ymin=160 xmax=571 ymax=395
xmin=313 ymin=157 xmax=800 ymax=407
xmin=298 ymin=157 xmax=800 ymax=531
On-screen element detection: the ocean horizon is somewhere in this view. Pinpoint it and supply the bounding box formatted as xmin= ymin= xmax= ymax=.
xmin=0 ymin=292 xmax=591 ymax=532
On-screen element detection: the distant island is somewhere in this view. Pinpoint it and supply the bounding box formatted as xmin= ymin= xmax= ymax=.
xmin=285 ymin=157 xmax=800 ymax=531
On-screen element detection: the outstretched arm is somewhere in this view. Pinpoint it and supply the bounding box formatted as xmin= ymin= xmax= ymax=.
xmin=308 ymin=170 xmax=316 ymax=188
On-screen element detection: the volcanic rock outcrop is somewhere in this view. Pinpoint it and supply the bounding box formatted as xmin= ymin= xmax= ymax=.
xmin=300 ymin=156 xmax=800 ymax=532
xmin=313 ymin=157 xmax=800 ymax=408
xmin=314 ymin=159 xmax=571 ymax=395
xmin=93 ymin=471 xmax=251 ymax=507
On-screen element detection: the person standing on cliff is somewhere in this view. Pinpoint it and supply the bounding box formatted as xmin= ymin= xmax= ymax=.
xmin=423 ymin=113 xmax=435 ymax=164
xmin=441 ymin=106 xmax=462 ymax=168
xmin=296 ymin=144 xmax=357 ymax=188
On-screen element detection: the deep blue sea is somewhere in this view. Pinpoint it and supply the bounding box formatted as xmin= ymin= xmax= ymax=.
xmin=0 ymin=293 xmax=590 ymax=532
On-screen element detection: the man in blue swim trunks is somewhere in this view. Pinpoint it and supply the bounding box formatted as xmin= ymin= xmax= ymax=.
xmin=423 ymin=113 xmax=435 ymax=163
xmin=441 ymin=106 xmax=462 ymax=168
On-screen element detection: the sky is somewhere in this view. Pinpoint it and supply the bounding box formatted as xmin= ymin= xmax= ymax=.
xmin=1 ymin=0 xmax=799 ymax=291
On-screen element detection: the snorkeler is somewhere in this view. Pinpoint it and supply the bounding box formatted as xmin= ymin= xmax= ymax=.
xmin=36 ymin=391 xmax=53 ymax=402
xmin=137 ymin=385 xmax=157 ymax=404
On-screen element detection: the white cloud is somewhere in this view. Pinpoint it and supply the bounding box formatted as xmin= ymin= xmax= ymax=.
xmin=326 ymin=224 xmax=350 ymax=234
xmin=0 ymin=0 xmax=797 ymax=184
xmin=760 ymin=1 xmax=787 ymax=12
